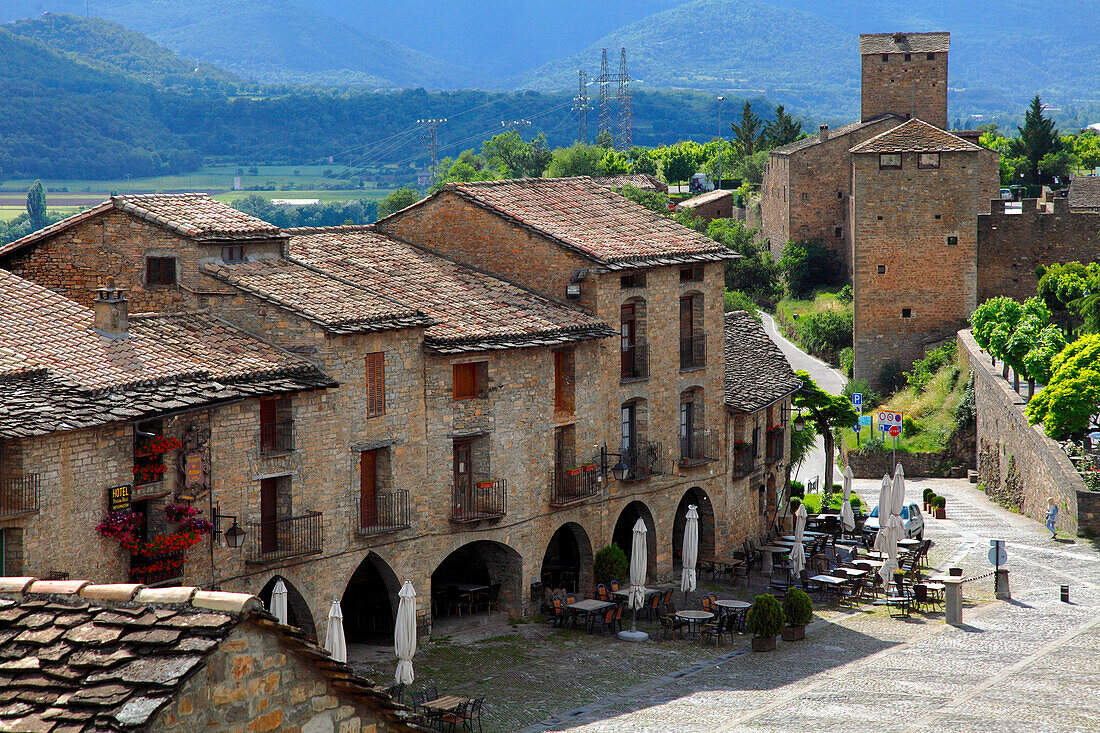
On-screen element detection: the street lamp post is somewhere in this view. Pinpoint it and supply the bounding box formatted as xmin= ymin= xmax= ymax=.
xmin=717 ymin=96 xmax=725 ymax=190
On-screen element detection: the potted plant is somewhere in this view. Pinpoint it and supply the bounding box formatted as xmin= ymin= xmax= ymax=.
xmin=781 ymin=588 xmax=812 ymax=641
xmin=922 ymin=488 xmax=935 ymax=511
xmin=932 ymin=495 xmax=946 ymax=519
xmin=746 ymin=593 xmax=784 ymax=652
xmin=789 ymin=496 xmax=802 ymax=515
xmin=566 ymin=466 xmax=583 ymax=477
xmin=581 ymin=463 xmax=597 ymax=472
xmin=476 ymin=479 xmax=495 ymax=490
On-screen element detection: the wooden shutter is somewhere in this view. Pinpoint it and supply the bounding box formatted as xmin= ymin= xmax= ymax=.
xmin=453 ymin=363 xmax=474 ymax=400
xmin=365 ymin=352 xmax=385 ymax=417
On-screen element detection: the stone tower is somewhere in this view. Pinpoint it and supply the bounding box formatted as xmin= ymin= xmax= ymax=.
xmin=860 ymin=32 xmax=949 ymax=130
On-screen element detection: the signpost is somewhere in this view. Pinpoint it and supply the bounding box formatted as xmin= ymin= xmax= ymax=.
xmin=878 ymin=410 xmax=904 ymax=466
xmin=990 ymin=539 xmax=1009 ymax=599
xmin=852 ymin=393 xmax=862 ymax=408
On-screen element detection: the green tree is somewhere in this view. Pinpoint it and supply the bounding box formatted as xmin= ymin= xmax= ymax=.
xmin=1022 ymin=324 xmax=1067 ymax=386
xmin=630 ymin=149 xmax=658 ymax=176
xmin=970 ymin=296 xmax=1021 ymax=354
xmin=377 ymin=186 xmax=421 ymax=218
xmin=1072 ymin=132 xmax=1100 ymax=170
xmin=778 ymin=239 xmax=843 ymax=298
xmin=763 ymin=105 xmax=802 ymax=148
xmin=481 ymin=131 xmax=551 ymax=178
xmin=618 ymin=184 xmax=671 ymax=215
xmin=1026 ymin=335 xmax=1100 ymax=439
xmin=707 ymin=219 xmax=782 ymax=305
xmin=1009 ymin=95 xmax=1061 ymax=185
xmin=730 ymin=102 xmax=764 ymax=157
xmin=792 ymin=370 xmax=858 ymax=493
xmin=595 ymin=129 xmax=614 ymax=149
xmin=26 ymin=180 xmax=47 ymax=230
xmin=737 ymin=150 xmax=769 ymax=185
xmin=1039 ymin=149 xmax=1079 ymax=183
xmin=545 ymin=143 xmax=605 ymax=177
xmin=662 ymin=143 xmax=699 ymax=186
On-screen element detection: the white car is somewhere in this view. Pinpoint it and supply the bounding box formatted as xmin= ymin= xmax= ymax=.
xmin=862 ymin=502 xmax=925 ymax=546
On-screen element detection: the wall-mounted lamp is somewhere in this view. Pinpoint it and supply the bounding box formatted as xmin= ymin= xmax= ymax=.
xmin=599 ymin=445 xmax=630 ymax=481
xmin=213 ymin=505 xmax=246 ymax=549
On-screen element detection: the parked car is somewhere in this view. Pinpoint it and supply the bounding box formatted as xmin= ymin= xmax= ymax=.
xmin=862 ymin=502 xmax=924 ymax=546
xmin=999 ymin=188 xmax=1012 ymax=200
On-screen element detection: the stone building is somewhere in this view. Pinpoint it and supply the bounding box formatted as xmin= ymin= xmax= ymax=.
xmin=859 ymin=32 xmax=950 ymax=129
xmin=1 ymin=182 xmax=799 ymax=642
xmin=675 ymin=189 xmax=736 ymax=225
xmin=0 ymin=577 xmax=417 ymax=732
xmin=850 ymin=119 xmax=999 ymax=383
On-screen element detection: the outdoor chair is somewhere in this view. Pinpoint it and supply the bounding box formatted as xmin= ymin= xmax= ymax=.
xmin=445 ymin=586 xmax=463 ymax=617
xmin=565 ymin=593 xmax=577 ymax=606
xmin=483 ymin=583 xmax=502 ymax=614
xmin=447 ymin=696 xmax=484 ymax=733
xmin=700 ymin=593 xmax=717 ymax=613
xmin=596 ymin=584 xmax=610 ymax=602
xmin=658 ymin=604 xmax=688 ymax=640
xmin=837 ymin=576 xmax=865 ymax=606
xmin=799 ymin=570 xmax=822 ymax=598
xmin=598 ymin=605 xmax=617 ymax=634
xmin=439 ymin=699 xmax=470 ymax=733
xmin=661 ymin=588 xmax=674 ymax=610
xmin=730 ymin=556 xmax=753 ymax=586
xmin=610 ymin=580 xmax=621 ymax=592
xmin=699 ymin=612 xmax=734 ymax=647
xmin=645 ymin=592 xmax=662 ymax=620
xmin=383 ymin=682 xmax=405 ymax=704
xmin=550 ymin=596 xmax=567 ymax=627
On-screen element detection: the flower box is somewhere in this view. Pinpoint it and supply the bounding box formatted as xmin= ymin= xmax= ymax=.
xmin=476 ymin=480 xmax=495 ymax=490
xmin=566 ymin=468 xmax=582 ymax=477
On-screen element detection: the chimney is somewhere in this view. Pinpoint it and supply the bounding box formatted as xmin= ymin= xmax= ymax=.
xmin=818 ymin=124 xmax=830 ymax=142
xmin=93 ymin=277 xmax=129 ymax=338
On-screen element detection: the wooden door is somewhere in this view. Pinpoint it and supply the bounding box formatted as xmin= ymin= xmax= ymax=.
xmin=260 ymin=477 xmax=277 ymax=553
xmin=260 ymin=400 xmax=277 ymax=451
xmin=360 ymin=450 xmax=377 ymax=527
xmin=453 ymin=441 xmax=472 ymax=507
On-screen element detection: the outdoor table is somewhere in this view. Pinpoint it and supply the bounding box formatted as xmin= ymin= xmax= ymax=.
xmin=835 ymin=567 xmax=867 ymax=577
xmin=780 ymin=532 xmax=824 ymax=542
xmin=714 ymin=599 xmax=750 ymax=612
xmin=863 ymin=551 xmax=888 ymax=560
xmin=809 ymin=574 xmax=848 ymax=601
xmin=567 ymin=599 xmax=615 ymax=633
xmin=675 ymin=609 xmax=713 ymax=637
xmin=854 ymin=559 xmax=885 ymax=568
xmin=757 ymin=545 xmax=790 ymax=575
xmin=897 ymin=539 xmax=920 ymax=548
xmin=448 ymin=582 xmax=489 ymax=594
xmin=421 ymin=695 xmax=471 ymax=716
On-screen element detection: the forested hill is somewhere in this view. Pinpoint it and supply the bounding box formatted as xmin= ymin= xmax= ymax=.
xmin=4 ymin=14 xmax=238 ymax=92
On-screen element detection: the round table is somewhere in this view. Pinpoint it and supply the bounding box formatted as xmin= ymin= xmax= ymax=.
xmin=675 ymin=610 xmax=713 ymax=636
xmin=714 ymin=599 xmax=751 ymax=611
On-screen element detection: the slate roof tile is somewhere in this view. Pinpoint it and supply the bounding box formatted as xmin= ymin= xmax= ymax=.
xmin=859 ymin=32 xmax=950 ymax=55
xmin=1068 ymin=176 xmax=1100 ymax=210
xmin=850 ymin=118 xmax=981 ymax=154
xmin=723 ymin=311 xmax=802 ymax=412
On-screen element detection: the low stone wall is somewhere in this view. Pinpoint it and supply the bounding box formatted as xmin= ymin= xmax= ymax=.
xmin=959 ymin=329 xmax=1083 ymax=535
xmin=842 ymin=444 xmax=966 ymax=479
xmin=1077 ymin=490 xmax=1100 ymax=537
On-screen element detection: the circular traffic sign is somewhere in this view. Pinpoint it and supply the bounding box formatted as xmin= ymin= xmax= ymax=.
xmin=889 ymin=425 xmax=901 ymax=437
xmin=988 ymin=546 xmax=1007 ymax=566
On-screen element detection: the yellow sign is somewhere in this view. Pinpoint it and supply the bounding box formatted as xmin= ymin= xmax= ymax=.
xmin=108 ymin=484 xmax=132 ymax=513
xmin=184 ymin=453 xmax=205 ymax=489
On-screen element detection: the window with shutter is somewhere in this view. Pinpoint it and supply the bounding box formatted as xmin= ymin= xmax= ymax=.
xmin=365 ymin=352 xmax=385 ymax=417
xmin=554 ymin=349 xmax=575 ymax=413
xmin=453 ymin=362 xmax=488 ymax=400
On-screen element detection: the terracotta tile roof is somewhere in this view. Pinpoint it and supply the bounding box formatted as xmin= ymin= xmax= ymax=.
xmin=0 ymin=579 xmax=420 ymax=732
xmin=416 ymin=177 xmax=735 ymax=269
xmin=676 ymin=189 xmax=733 ymax=209
xmin=286 ymin=226 xmax=617 ymax=353
xmin=723 ymin=311 xmax=801 ymax=412
xmin=1068 ymin=176 xmax=1100 ymax=210
xmin=859 ymin=32 xmax=950 ymax=55
xmin=0 ymin=270 xmax=334 ymax=439
xmin=850 ymin=118 xmax=982 ymax=154
xmin=590 ymin=173 xmax=668 ymax=193
xmin=0 ymin=194 xmax=283 ymax=258
xmin=769 ymin=114 xmax=903 ymax=156
xmin=203 ymin=258 xmax=434 ymax=335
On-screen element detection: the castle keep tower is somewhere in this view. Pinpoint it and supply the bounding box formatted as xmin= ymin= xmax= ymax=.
xmin=860 ymin=32 xmax=949 ymax=129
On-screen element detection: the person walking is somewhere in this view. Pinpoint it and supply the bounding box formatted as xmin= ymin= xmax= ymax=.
xmin=1045 ymin=498 xmax=1059 ymax=539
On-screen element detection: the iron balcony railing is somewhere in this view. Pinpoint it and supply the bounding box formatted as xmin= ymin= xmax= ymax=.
xmin=679 ymin=332 xmax=707 ymax=370
xmin=620 ymin=340 xmax=649 ymax=381
xmin=549 ymin=467 xmax=600 ymax=506
xmin=451 ymin=476 xmax=506 ymax=522
xmin=247 ymin=511 xmax=323 ymax=563
xmin=621 ymin=440 xmax=662 ymax=481
xmin=732 ymin=443 xmax=757 ymax=477
xmin=766 ymin=429 xmax=784 ymax=463
xmin=128 ymin=549 xmax=185 ymax=587
xmin=679 ymin=430 xmax=717 ymax=466
xmin=356 ymin=491 xmax=411 ymax=535
xmin=259 ymin=419 xmax=295 ymax=454
xmin=0 ymin=474 xmax=40 ymax=518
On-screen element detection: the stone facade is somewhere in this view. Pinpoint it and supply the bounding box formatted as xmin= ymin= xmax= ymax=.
xmin=675 ymin=190 xmax=735 ymax=225
xmin=959 ymin=330 xmax=1082 ymax=535
xmin=852 ymin=146 xmax=999 ymax=386
xmin=977 ymin=196 xmax=1100 ymax=303
xmin=860 ymin=50 xmax=948 ymax=129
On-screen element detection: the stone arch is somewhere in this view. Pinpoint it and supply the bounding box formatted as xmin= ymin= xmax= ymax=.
xmin=340 ymin=551 xmax=403 ymax=644
xmin=672 ymin=487 xmax=716 ymax=569
xmin=540 ymin=522 xmax=595 ymax=595
xmin=429 ymin=540 xmax=523 ymax=624
xmin=257 ymin=574 xmax=317 ymax=643
xmin=612 ymin=500 xmax=657 ymax=577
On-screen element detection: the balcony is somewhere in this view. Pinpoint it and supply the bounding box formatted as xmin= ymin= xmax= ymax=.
xmin=246 ymin=511 xmax=323 ymax=564
xmin=621 ymin=440 xmax=662 ymax=481
xmin=732 ymin=443 xmax=757 ymax=478
xmin=620 ymin=340 xmax=649 ymax=381
xmin=549 ymin=467 xmax=600 ymax=506
xmin=356 ymin=491 xmax=411 ymax=536
xmin=451 ymin=477 xmax=506 ymax=523
xmin=678 ymin=431 xmax=717 ymax=468
xmin=679 ymin=332 xmax=707 ymax=370
xmin=0 ymin=474 xmax=40 ymax=518
xmin=766 ymin=429 xmax=784 ymax=463
xmin=128 ymin=549 xmax=185 ymax=587
xmin=259 ymin=419 xmax=295 ymax=455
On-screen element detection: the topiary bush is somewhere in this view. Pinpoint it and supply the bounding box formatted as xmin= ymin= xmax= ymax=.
xmin=789 ymin=480 xmax=805 ymax=498
xmin=923 ymin=488 xmax=936 ymax=504
xmin=789 ymin=497 xmax=802 ymax=513
xmin=593 ymin=545 xmax=628 ymax=587
xmin=783 ymin=588 xmax=813 ymax=627
xmin=746 ymin=594 xmax=785 ymax=638
xmin=932 ymin=495 xmax=946 ymax=509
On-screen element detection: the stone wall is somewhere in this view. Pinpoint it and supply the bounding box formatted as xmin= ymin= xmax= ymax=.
xmin=151 ymin=617 xmax=400 ymax=733
xmin=676 ymin=191 xmax=735 ymax=224
xmin=976 ymin=197 xmax=1100 ymax=304
xmin=1077 ymin=490 xmax=1100 ymax=537
xmin=959 ymin=329 xmax=1083 ymax=534
xmin=860 ymin=51 xmax=948 ymax=129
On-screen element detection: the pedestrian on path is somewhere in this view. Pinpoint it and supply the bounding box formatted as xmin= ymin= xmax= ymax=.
xmin=1045 ymin=497 xmax=1058 ymax=539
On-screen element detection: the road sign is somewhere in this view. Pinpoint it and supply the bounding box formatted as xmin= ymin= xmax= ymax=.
xmin=889 ymin=425 xmax=901 ymax=437
xmin=860 ymin=415 xmax=873 ymax=426
xmin=853 ymin=423 xmax=861 ymax=433
xmin=852 ymin=393 xmax=863 ymax=407
xmin=988 ymin=546 xmax=1007 ymax=566
xmin=878 ymin=409 xmax=903 ymax=431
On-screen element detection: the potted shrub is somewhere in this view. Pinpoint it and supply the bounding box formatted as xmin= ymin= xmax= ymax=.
xmin=593 ymin=545 xmax=628 ymax=589
xmin=781 ymin=588 xmax=812 ymax=641
xmin=789 ymin=496 xmax=802 ymax=515
xmin=922 ymin=488 xmax=935 ymax=511
xmin=566 ymin=466 xmax=582 ymax=477
xmin=581 ymin=463 xmax=597 ymax=473
xmin=932 ymin=495 xmax=946 ymax=519
xmin=746 ymin=593 xmax=784 ymax=652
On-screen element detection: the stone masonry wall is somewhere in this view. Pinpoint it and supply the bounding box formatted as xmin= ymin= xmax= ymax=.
xmin=150 ymin=619 xmax=398 ymax=733
xmin=852 ymin=148 xmax=999 ymax=389
xmin=960 ymin=329 xmax=1082 ymax=534
xmin=676 ymin=191 xmax=734 ymax=224
xmin=977 ymin=197 xmax=1100 ymax=304
xmin=861 ymin=51 xmax=948 ymax=129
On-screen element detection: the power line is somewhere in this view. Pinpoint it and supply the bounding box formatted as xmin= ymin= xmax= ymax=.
xmin=417 ymin=118 xmax=447 ymax=186
xmin=574 ymin=70 xmax=590 ymax=144
xmin=596 ymin=49 xmax=613 ymax=144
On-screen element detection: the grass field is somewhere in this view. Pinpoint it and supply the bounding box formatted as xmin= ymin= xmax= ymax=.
xmin=776 ymin=287 xmax=850 ymax=324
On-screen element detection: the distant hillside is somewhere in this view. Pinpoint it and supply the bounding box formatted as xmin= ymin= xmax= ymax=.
xmin=518 ymin=0 xmax=859 ymax=117
xmin=4 ymin=13 xmax=238 ymax=92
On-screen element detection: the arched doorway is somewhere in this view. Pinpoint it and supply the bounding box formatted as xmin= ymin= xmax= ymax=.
xmin=341 ymin=552 xmax=401 ymax=644
xmin=612 ymin=501 xmax=656 ymax=577
xmin=258 ymin=575 xmax=317 ymax=643
xmin=540 ymin=523 xmax=594 ymax=594
xmin=672 ymin=487 xmax=715 ymax=568
xmin=430 ymin=541 xmax=522 ymax=623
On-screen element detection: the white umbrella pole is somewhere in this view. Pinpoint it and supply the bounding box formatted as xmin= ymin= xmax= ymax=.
xmin=619 ymin=518 xmax=650 ymax=642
